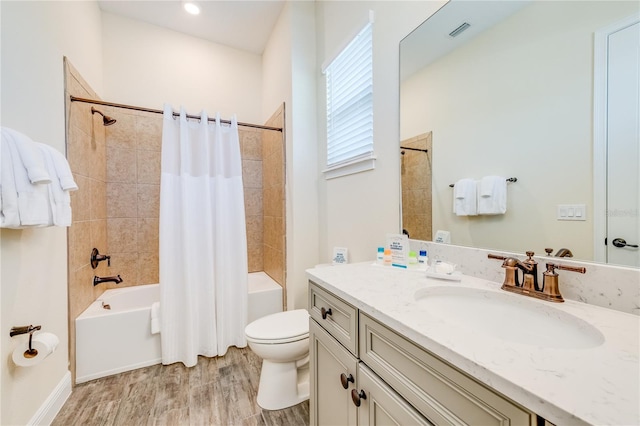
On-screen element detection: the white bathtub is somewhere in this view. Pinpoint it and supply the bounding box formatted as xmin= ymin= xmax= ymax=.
xmin=75 ymin=272 xmax=283 ymax=384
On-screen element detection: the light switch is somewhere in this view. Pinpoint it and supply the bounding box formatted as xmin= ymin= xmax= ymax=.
xmin=557 ymin=204 xmax=587 ymax=221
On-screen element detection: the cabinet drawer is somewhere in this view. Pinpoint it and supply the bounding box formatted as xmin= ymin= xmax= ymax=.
xmin=309 ymin=281 xmax=358 ymax=356
xmin=359 ymin=313 xmax=533 ymax=426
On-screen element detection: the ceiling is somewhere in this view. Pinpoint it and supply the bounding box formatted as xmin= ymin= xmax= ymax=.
xmin=97 ymin=0 xmax=286 ymax=54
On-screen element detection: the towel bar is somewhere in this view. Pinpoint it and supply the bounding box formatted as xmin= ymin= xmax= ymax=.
xmin=449 ymin=177 xmax=517 ymax=187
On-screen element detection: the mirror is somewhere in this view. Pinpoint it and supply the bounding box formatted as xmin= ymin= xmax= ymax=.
xmin=400 ymin=0 xmax=639 ymax=266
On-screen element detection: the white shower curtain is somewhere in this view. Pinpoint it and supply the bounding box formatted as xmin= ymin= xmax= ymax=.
xmin=159 ymin=105 xmax=248 ymax=367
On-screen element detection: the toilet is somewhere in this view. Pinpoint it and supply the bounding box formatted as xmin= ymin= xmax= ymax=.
xmin=245 ymin=309 xmax=310 ymax=410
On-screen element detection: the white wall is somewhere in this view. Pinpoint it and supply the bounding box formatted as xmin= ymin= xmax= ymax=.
xmin=0 ymin=1 xmax=103 ymax=424
xmin=102 ymin=12 xmax=263 ymax=122
xmin=315 ymin=1 xmax=445 ymax=264
xmin=401 ymin=1 xmax=638 ymax=259
xmin=263 ymin=1 xmax=318 ymax=310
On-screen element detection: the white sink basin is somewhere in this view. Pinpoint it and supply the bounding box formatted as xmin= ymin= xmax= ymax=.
xmin=414 ymin=286 xmax=605 ymax=349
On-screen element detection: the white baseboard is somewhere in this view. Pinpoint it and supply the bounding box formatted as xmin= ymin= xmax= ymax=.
xmin=28 ymin=371 xmax=72 ymax=426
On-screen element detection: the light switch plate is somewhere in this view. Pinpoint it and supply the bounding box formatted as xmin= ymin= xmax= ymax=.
xmin=557 ymin=204 xmax=586 ymax=221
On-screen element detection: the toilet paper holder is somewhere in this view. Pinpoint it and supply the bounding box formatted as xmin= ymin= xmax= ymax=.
xmin=10 ymin=325 xmax=42 ymax=358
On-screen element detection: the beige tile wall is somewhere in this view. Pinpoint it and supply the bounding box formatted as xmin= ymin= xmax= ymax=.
xmin=242 ymin=128 xmax=265 ymax=273
xmin=64 ymin=60 xmax=108 ymax=383
xmin=401 ymin=132 xmax=433 ymax=241
xmin=66 ymin=60 xmax=287 ymax=381
xmin=105 ymin=108 xmax=162 ymax=288
xmin=262 ymin=106 xmax=286 ymax=305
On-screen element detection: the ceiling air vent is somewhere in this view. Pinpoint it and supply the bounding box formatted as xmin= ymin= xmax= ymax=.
xmin=449 ymin=22 xmax=471 ymax=37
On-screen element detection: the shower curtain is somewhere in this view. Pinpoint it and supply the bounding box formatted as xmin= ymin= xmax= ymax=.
xmin=159 ymin=105 xmax=248 ymax=367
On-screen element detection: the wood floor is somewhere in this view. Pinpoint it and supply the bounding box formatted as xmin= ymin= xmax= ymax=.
xmin=53 ymin=346 xmax=310 ymax=426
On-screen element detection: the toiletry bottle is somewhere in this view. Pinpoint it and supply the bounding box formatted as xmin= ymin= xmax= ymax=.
xmin=383 ymin=249 xmax=392 ymax=266
xmin=376 ymin=247 xmax=384 ymax=264
xmin=418 ymin=249 xmax=428 ymax=269
xmin=408 ymin=251 xmax=418 ymax=266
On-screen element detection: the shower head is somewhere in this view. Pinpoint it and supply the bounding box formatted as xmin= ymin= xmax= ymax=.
xmin=91 ymin=107 xmax=117 ymax=126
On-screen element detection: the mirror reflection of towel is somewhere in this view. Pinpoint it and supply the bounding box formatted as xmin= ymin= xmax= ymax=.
xmin=478 ymin=176 xmax=507 ymax=215
xmin=452 ymin=178 xmax=477 ymax=216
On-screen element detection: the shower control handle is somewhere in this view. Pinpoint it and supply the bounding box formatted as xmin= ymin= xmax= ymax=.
xmin=321 ymin=307 xmax=332 ymax=320
xmin=91 ymin=248 xmax=111 ymax=269
xmin=351 ymin=389 xmax=367 ymax=407
xmin=340 ymin=373 xmax=354 ymax=389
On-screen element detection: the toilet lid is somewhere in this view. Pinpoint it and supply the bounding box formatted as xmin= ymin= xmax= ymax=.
xmin=245 ymin=309 xmax=309 ymax=342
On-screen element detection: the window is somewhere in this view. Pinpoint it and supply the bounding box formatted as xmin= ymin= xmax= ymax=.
xmin=323 ymin=17 xmax=374 ymax=179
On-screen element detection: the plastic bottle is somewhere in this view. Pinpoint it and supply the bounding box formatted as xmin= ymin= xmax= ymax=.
xmin=383 ymin=249 xmax=392 ymax=266
xmin=376 ymin=247 xmax=385 ymax=264
xmin=408 ymin=251 xmax=418 ymax=266
xmin=418 ymin=249 xmax=429 ymax=267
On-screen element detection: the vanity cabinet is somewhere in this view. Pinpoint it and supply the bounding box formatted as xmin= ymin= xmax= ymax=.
xmin=309 ymin=281 xmax=535 ymax=426
xmin=310 ymin=310 xmax=429 ymax=426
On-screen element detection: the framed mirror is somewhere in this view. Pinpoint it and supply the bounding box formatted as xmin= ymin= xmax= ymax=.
xmin=400 ymin=0 xmax=639 ymax=267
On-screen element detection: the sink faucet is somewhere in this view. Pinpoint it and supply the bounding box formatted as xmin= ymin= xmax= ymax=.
xmin=488 ymin=251 xmax=586 ymax=302
xmin=545 ymin=247 xmax=573 ymax=258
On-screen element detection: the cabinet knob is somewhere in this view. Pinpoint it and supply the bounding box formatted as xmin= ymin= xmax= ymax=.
xmin=321 ymin=307 xmax=333 ymax=320
xmin=340 ymin=373 xmax=354 ymax=389
xmin=351 ymin=389 xmax=367 ymax=407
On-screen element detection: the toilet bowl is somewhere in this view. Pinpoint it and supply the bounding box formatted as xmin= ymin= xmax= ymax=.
xmin=245 ymin=309 xmax=310 ymax=410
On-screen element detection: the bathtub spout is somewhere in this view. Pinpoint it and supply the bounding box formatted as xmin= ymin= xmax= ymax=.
xmin=93 ymin=275 xmax=123 ymax=286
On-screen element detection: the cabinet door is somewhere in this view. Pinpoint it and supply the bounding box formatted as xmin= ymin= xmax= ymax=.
xmin=310 ymin=318 xmax=358 ymax=426
xmin=357 ymin=363 xmax=432 ymax=426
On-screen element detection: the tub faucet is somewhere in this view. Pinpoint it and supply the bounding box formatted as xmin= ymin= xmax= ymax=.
xmin=93 ymin=275 xmax=123 ymax=286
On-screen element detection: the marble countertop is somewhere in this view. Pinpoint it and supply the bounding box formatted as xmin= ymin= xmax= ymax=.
xmin=306 ymin=262 xmax=640 ymax=426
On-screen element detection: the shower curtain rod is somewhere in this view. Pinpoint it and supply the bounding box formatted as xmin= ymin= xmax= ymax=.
xmin=69 ymin=96 xmax=283 ymax=132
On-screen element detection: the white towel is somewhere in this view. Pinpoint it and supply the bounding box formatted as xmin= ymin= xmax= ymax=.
xmin=1 ymin=134 xmax=20 ymax=227
xmin=452 ymin=178 xmax=477 ymax=216
xmin=151 ymin=302 xmax=161 ymax=334
xmin=1 ymin=128 xmax=51 ymax=184
xmin=47 ymin=145 xmax=78 ymax=191
xmin=0 ymin=130 xmax=51 ymax=227
xmin=37 ymin=143 xmax=76 ymax=226
xmin=477 ymin=176 xmax=507 ymax=215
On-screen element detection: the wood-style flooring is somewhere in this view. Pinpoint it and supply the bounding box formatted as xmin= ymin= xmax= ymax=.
xmin=53 ymin=346 xmax=310 ymax=426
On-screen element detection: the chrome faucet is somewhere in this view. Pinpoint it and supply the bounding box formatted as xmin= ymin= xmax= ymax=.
xmin=93 ymin=275 xmax=123 ymax=286
xmin=489 ymin=251 xmax=585 ymax=302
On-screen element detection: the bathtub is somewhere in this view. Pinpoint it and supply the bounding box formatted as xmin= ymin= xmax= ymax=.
xmin=75 ymin=273 xmax=283 ymax=384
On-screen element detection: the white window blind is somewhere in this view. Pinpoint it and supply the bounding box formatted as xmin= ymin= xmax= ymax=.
xmin=324 ymin=20 xmax=374 ymax=178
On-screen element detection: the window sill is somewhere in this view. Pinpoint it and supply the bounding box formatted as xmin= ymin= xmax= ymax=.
xmin=323 ymin=155 xmax=376 ymax=180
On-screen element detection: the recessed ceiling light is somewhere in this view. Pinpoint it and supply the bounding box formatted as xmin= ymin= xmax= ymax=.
xmin=183 ymin=1 xmax=200 ymax=15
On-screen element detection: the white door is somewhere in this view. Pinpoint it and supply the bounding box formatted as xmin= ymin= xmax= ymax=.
xmin=606 ymin=21 xmax=640 ymax=267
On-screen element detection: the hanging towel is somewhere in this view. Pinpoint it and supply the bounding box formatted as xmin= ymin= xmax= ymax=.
xmin=37 ymin=143 xmax=77 ymax=226
xmin=0 ymin=130 xmax=51 ymax=227
xmin=151 ymin=302 xmax=161 ymax=334
xmin=478 ymin=176 xmax=507 ymax=215
xmin=1 ymin=128 xmax=51 ymax=184
xmin=46 ymin=145 xmax=77 ymax=191
xmin=1 ymin=135 xmax=20 ymax=227
xmin=452 ymin=178 xmax=477 ymax=216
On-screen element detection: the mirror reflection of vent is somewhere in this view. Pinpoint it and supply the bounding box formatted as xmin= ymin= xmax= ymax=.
xmin=449 ymin=22 xmax=471 ymax=37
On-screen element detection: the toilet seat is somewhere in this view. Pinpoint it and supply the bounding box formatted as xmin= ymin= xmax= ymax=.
xmin=245 ymin=309 xmax=309 ymax=344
